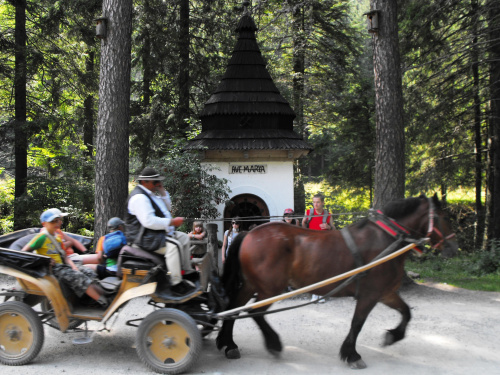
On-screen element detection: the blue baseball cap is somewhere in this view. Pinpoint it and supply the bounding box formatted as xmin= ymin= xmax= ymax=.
xmin=40 ymin=208 xmax=68 ymax=223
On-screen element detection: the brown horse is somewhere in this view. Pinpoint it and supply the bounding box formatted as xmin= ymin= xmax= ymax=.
xmin=216 ymin=194 xmax=458 ymax=369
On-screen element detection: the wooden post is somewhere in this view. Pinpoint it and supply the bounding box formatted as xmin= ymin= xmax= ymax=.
xmin=206 ymin=223 xmax=219 ymax=272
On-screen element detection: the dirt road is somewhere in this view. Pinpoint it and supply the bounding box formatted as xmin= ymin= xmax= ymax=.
xmin=1 ymin=275 xmax=499 ymax=375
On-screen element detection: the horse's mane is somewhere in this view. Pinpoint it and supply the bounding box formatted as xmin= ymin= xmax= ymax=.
xmin=381 ymin=196 xmax=424 ymax=219
xmin=353 ymin=217 xmax=370 ymax=229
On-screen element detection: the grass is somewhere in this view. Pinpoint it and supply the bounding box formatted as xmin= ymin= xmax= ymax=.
xmin=406 ymin=254 xmax=500 ymax=292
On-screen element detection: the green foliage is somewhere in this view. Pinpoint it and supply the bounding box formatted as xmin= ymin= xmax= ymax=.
xmin=399 ymin=0 xmax=488 ymax=195
xmin=0 ymin=0 xmax=495 ymax=250
xmin=251 ymin=1 xmax=367 ymax=188
xmin=15 ymin=176 xmax=94 ymax=232
xmin=0 ymin=175 xmax=14 ymax=235
xmin=304 ymin=181 xmax=370 ymax=228
xmin=468 ymin=239 xmax=500 ymax=275
xmin=129 ymin=0 xmax=236 ymax=166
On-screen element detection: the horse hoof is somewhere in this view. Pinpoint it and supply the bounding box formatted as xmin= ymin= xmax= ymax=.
xmin=225 ymin=348 xmax=241 ymax=359
xmin=269 ymin=349 xmax=281 ymax=358
xmin=384 ymin=331 xmax=395 ymax=346
xmin=348 ymin=359 xmax=367 ymax=369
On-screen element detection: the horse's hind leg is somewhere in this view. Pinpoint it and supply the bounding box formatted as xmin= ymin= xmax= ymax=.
xmin=380 ymin=291 xmax=411 ymax=346
xmin=253 ymin=313 xmax=282 ymax=357
xmin=216 ymin=284 xmax=254 ymax=359
xmin=340 ymin=296 xmax=378 ymax=369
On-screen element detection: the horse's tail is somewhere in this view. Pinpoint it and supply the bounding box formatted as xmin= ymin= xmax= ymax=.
xmin=221 ymin=231 xmax=249 ymax=302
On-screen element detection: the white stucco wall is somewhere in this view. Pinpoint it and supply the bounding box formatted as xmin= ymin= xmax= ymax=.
xmin=202 ymin=161 xmax=295 ymax=241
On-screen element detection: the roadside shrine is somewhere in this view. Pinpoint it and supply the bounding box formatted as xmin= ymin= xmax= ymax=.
xmin=185 ymin=6 xmax=312 ymax=238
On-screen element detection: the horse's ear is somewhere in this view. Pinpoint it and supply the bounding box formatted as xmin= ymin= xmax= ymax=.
xmin=432 ymin=193 xmax=442 ymax=208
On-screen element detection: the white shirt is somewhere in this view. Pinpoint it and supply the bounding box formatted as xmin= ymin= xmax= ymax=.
xmin=127 ymin=185 xmax=175 ymax=236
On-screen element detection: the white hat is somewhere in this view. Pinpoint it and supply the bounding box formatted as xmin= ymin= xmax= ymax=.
xmin=40 ymin=208 xmax=68 ymax=223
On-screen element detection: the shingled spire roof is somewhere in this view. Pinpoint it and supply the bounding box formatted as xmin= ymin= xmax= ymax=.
xmin=186 ymin=6 xmax=311 ymax=154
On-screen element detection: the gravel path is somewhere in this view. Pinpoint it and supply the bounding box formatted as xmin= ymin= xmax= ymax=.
xmin=1 ymin=275 xmax=499 ymax=375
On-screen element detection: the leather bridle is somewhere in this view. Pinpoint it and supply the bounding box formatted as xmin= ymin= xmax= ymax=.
xmin=426 ymin=198 xmax=456 ymax=249
xmin=370 ymin=197 xmax=456 ymax=251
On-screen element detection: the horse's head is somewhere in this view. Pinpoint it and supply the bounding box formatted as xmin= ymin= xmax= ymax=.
xmin=382 ymin=194 xmax=459 ymax=257
xmin=424 ymin=194 xmax=459 ymax=257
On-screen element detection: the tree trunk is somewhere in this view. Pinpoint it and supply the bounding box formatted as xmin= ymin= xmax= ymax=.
xmin=291 ymin=1 xmax=306 ymax=139
xmin=178 ymin=0 xmax=190 ymax=133
xmin=488 ymin=0 xmax=500 ymax=239
xmin=83 ymin=49 xmax=95 ymax=160
xmin=472 ymin=0 xmax=485 ymax=248
xmin=139 ymin=0 xmax=153 ymax=169
xmin=13 ymin=0 xmax=27 ymax=230
xmin=83 ymin=48 xmax=95 ymax=185
xmin=371 ymin=0 xmax=405 ymax=209
xmin=94 ymin=0 xmax=133 ymax=241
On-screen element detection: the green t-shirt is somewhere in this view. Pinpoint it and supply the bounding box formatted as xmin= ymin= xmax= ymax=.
xmin=27 ymin=232 xmax=64 ymax=264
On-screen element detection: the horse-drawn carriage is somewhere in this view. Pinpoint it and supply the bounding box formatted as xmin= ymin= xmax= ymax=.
xmin=0 ymin=228 xmax=224 ymax=374
xmin=0 ymin=195 xmax=458 ymax=374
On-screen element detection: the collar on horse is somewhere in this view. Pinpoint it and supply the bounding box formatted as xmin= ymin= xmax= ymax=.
xmin=367 ymin=209 xmax=423 ymax=254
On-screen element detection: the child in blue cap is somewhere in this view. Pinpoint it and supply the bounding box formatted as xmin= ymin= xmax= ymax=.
xmin=22 ymin=208 xmax=108 ymax=308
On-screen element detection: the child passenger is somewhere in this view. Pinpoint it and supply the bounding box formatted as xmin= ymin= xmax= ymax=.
xmin=188 ymin=221 xmax=207 ymax=257
xmin=22 ymin=208 xmax=109 ymax=307
xmin=188 ymin=221 xmax=206 ymax=240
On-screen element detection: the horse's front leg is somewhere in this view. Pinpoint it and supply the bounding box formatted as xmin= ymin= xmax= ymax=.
xmin=253 ymin=312 xmax=282 ymax=357
xmin=340 ymin=296 xmax=378 ymax=369
xmin=380 ymin=291 xmax=411 ymax=346
xmin=217 ymin=318 xmax=241 ymax=359
xmin=216 ymin=284 xmax=254 ymax=359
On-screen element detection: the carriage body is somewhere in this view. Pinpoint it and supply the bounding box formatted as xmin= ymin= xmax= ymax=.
xmin=0 ymin=229 xmax=218 ymax=374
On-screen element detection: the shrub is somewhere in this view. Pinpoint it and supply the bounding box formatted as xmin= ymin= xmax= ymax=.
xmin=0 ymin=175 xmax=14 ymax=235
xmin=469 ymin=239 xmax=500 ymax=275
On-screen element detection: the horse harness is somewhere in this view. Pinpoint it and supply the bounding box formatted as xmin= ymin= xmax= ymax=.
xmin=340 ymin=197 xmax=452 ymax=298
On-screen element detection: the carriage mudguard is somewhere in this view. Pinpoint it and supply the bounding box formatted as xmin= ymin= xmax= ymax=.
xmin=99 ymin=282 xmax=157 ymax=325
xmin=0 ymin=262 xmax=72 ymax=332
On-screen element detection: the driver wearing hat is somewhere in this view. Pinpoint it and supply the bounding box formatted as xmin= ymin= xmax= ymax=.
xmin=124 ymin=167 xmax=197 ymax=298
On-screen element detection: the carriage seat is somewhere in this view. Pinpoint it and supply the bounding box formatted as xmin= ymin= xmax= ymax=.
xmin=116 ymin=245 xmax=164 ymax=278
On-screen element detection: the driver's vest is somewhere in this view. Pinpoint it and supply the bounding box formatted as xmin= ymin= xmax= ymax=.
xmin=124 ymin=186 xmax=165 ymax=245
